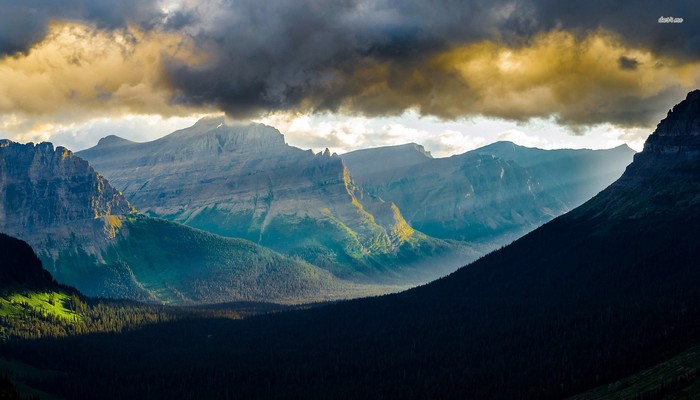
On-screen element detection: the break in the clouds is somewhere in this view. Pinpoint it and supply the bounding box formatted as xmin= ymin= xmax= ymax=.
xmin=0 ymin=0 xmax=699 ymax=139
xmin=0 ymin=0 xmax=163 ymax=56
xmin=257 ymin=111 xmax=643 ymax=158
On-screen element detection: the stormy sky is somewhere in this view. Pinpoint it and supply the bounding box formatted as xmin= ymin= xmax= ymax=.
xmin=0 ymin=0 xmax=698 ymax=154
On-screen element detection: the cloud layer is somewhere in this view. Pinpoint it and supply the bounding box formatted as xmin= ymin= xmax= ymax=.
xmin=1 ymin=0 xmax=699 ymax=132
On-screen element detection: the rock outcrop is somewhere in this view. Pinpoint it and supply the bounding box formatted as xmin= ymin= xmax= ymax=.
xmin=573 ymin=89 xmax=700 ymax=220
xmin=0 ymin=141 xmax=133 ymax=257
xmin=642 ymin=89 xmax=700 ymax=157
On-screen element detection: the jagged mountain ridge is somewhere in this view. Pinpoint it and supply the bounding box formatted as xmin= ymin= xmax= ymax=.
xmin=340 ymin=143 xmax=435 ymax=175
xmin=573 ymin=90 xmax=700 ymax=220
xmin=471 ymin=141 xmax=635 ymax=209
xmin=0 ymin=141 xmax=358 ymax=304
xmin=341 ymin=141 xmax=633 ymax=244
xmin=0 ymin=140 xmax=134 ymax=260
xmin=79 ymin=117 xmax=465 ymax=281
xmin=342 ymin=144 xmax=567 ymax=243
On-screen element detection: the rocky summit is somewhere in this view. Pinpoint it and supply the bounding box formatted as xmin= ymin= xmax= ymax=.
xmin=573 ymin=89 xmax=700 ymax=220
xmin=80 ymin=117 xmax=463 ymax=282
xmin=0 ymin=140 xmax=133 ymax=255
xmin=643 ymin=89 xmax=700 ymax=156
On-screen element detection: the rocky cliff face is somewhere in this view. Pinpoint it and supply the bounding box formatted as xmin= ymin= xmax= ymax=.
xmin=0 ymin=140 xmax=133 ymax=255
xmin=573 ymin=90 xmax=700 ymax=220
xmin=642 ymin=89 xmax=700 ymax=157
xmin=341 ymin=143 xmax=434 ymax=181
xmin=471 ymin=141 xmax=635 ymax=209
xmin=0 ymin=140 xmax=146 ymax=298
xmin=79 ymin=118 xmax=459 ymax=280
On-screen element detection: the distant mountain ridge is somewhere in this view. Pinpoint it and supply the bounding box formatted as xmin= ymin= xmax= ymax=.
xmin=341 ymin=140 xmax=634 ymax=244
xmin=340 ymin=143 xmax=435 ymax=174
xmin=94 ymin=135 xmax=135 ymax=148
xmin=471 ymin=141 xmax=635 ymax=209
xmin=79 ymin=117 xmax=467 ymax=282
xmin=0 ymin=140 xmax=360 ymax=304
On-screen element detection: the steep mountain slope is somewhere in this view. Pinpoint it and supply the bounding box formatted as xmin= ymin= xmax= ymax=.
xmin=342 ymin=143 xmax=568 ymax=243
xmin=0 ymin=139 xmax=133 ymax=256
xmin=11 ymin=90 xmax=700 ymax=400
xmin=341 ymin=143 xmax=435 ymax=175
xmin=0 ymin=232 xmax=199 ymax=345
xmin=0 ymin=141 xmax=357 ymax=304
xmin=78 ymin=118 xmax=464 ymax=280
xmin=0 ymin=233 xmax=56 ymax=291
xmin=568 ymin=342 xmax=700 ymax=399
xmin=0 ymin=232 xmax=86 ymax=339
xmin=342 ymin=142 xmax=633 ymax=244
xmin=471 ymin=141 xmax=635 ymax=209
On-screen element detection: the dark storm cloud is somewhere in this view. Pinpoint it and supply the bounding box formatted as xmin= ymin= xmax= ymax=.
xmin=162 ymin=0 xmax=700 ymax=124
xmin=523 ymin=0 xmax=700 ymax=60
xmin=618 ymin=56 xmax=640 ymax=71
xmin=555 ymin=86 xmax=687 ymax=130
xmin=165 ymin=0 xmax=525 ymax=117
xmin=0 ymin=0 xmax=162 ymax=55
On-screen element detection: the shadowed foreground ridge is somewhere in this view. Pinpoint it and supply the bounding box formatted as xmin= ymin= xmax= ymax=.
xmin=0 ymin=233 xmax=55 ymax=290
xmin=4 ymin=91 xmax=700 ymax=400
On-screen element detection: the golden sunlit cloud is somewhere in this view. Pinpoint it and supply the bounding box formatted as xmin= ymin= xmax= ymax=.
xmin=332 ymin=30 xmax=700 ymax=129
xmin=0 ymin=21 xmax=210 ymax=134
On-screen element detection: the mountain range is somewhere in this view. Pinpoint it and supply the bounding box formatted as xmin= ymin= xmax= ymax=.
xmin=78 ymin=118 xmax=632 ymax=277
xmin=78 ymin=118 xmax=471 ymax=280
xmin=0 ymin=113 xmax=636 ymax=306
xmin=473 ymin=141 xmax=636 ymax=209
xmin=0 ymin=141 xmax=361 ymax=304
xmin=5 ymin=90 xmax=699 ymax=399
xmin=342 ymin=141 xmax=634 ymax=243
